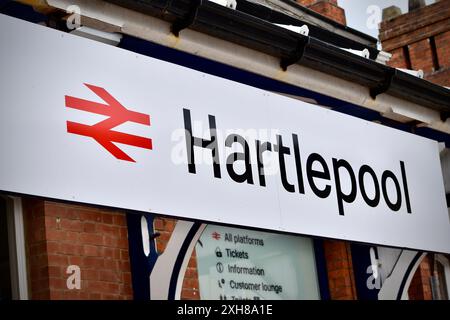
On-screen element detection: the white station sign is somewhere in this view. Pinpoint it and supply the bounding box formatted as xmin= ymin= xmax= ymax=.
xmin=0 ymin=14 xmax=449 ymax=253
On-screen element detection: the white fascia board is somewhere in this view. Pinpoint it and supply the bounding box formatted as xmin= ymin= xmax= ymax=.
xmin=44 ymin=0 xmax=450 ymax=134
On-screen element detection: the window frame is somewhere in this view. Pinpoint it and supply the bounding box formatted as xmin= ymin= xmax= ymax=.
xmin=435 ymin=254 xmax=450 ymax=300
xmin=2 ymin=196 xmax=28 ymax=300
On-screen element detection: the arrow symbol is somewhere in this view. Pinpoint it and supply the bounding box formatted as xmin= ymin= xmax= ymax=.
xmin=65 ymin=83 xmax=152 ymax=162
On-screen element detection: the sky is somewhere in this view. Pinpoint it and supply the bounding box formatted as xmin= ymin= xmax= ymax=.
xmin=338 ymin=0 xmax=435 ymax=40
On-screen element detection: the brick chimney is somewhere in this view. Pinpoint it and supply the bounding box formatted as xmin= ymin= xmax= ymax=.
xmin=379 ymin=0 xmax=450 ymax=87
xmin=297 ymin=0 xmax=347 ymax=25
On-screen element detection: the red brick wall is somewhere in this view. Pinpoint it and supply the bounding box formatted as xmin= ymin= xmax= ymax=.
xmin=435 ymin=31 xmax=450 ymax=71
xmin=24 ymin=198 xmax=49 ymax=299
xmin=297 ymin=0 xmax=346 ymax=25
xmin=297 ymin=0 xmax=319 ymax=6
xmin=408 ymin=38 xmax=435 ymax=74
xmin=408 ymin=255 xmax=432 ymax=300
xmin=323 ymin=240 xmax=357 ymax=300
xmin=379 ymin=0 xmax=450 ymax=86
xmin=426 ymin=67 xmax=450 ymax=86
xmin=297 ymin=0 xmax=339 ymax=7
xmin=153 ymin=217 xmax=200 ymax=300
xmin=388 ymin=47 xmax=408 ymax=69
xmin=24 ymin=198 xmax=132 ymax=300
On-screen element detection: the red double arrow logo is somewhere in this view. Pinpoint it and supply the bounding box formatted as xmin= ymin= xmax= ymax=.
xmin=65 ymin=83 xmax=152 ymax=162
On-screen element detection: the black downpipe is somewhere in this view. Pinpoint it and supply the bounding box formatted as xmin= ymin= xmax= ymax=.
xmin=171 ymin=0 xmax=202 ymax=37
xmin=280 ymin=36 xmax=308 ymax=71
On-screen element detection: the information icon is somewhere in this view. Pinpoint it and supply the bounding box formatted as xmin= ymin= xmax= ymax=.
xmin=216 ymin=262 xmax=224 ymax=273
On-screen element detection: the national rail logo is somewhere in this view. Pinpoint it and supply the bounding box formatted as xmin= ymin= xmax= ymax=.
xmin=65 ymin=83 xmax=153 ymax=162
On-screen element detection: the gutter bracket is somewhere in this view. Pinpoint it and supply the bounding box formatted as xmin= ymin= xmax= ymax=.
xmin=370 ymin=68 xmax=395 ymax=99
xmin=171 ymin=0 xmax=202 ymax=37
xmin=280 ymin=36 xmax=308 ymax=71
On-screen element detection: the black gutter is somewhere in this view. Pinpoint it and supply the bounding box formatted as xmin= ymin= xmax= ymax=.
xmin=276 ymin=0 xmax=378 ymax=44
xmin=105 ymin=0 xmax=449 ymax=114
xmin=235 ymin=0 xmax=379 ymax=60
